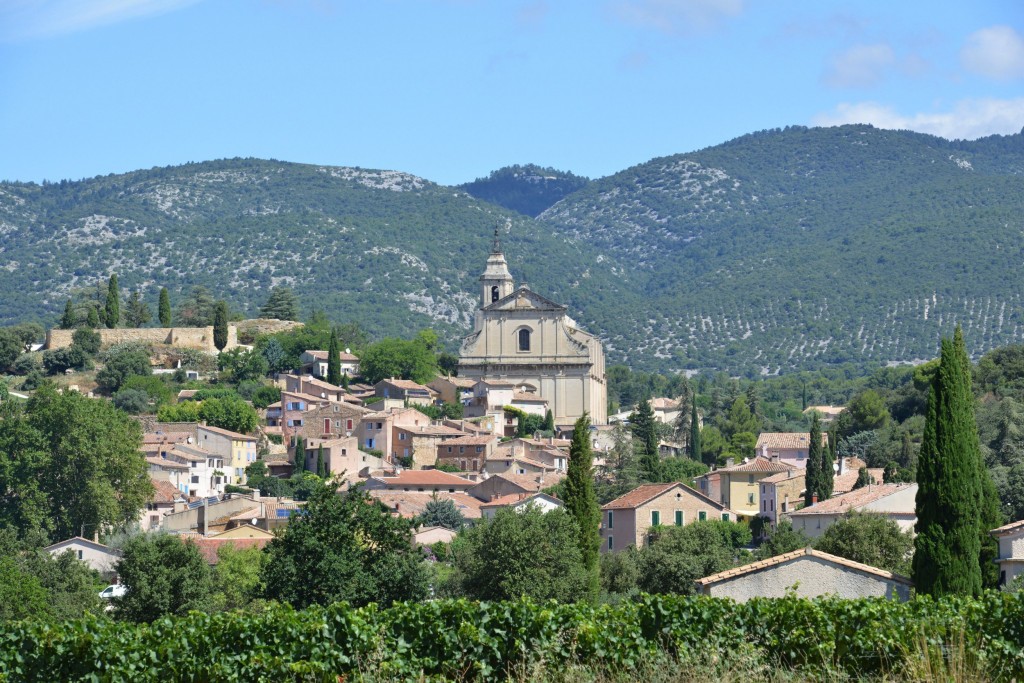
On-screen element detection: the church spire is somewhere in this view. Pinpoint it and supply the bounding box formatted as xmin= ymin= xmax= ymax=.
xmin=479 ymin=224 xmax=514 ymax=307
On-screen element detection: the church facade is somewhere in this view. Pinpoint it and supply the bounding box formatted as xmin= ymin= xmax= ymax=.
xmin=458 ymin=233 xmax=607 ymax=426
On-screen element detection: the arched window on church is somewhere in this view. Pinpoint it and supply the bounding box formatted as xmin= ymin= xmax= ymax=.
xmin=491 ymin=285 xmax=499 ymax=303
xmin=518 ymin=328 xmax=531 ymax=352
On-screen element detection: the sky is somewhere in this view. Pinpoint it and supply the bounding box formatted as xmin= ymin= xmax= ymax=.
xmin=1 ymin=0 xmax=1023 ymax=186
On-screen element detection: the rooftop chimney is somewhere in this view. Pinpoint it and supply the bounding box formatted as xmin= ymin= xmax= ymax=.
xmin=811 ymin=493 xmax=818 ymax=505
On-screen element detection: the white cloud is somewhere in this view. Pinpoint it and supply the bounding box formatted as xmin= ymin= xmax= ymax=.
xmin=812 ymin=99 xmax=1024 ymax=140
xmin=822 ymin=43 xmax=896 ymax=88
xmin=961 ymin=25 xmax=1024 ymax=81
xmin=609 ymin=0 xmax=744 ymax=35
xmin=0 ymin=0 xmax=204 ymax=42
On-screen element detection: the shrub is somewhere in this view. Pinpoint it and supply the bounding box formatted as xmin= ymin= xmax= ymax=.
xmin=96 ymin=350 xmax=152 ymax=393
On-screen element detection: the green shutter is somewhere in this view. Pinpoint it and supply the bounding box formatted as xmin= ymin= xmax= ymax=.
xmin=699 ymin=511 xmax=707 ymax=521
xmin=607 ymin=510 xmax=613 ymax=529
xmin=674 ymin=510 xmax=683 ymax=526
xmin=651 ymin=510 xmax=660 ymax=526
xmin=722 ymin=513 xmax=730 ymax=521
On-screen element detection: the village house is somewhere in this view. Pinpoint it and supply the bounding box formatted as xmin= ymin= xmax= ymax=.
xmin=374 ymin=378 xmax=436 ymax=407
xmin=482 ymin=454 xmax=556 ymax=477
xmin=697 ymin=456 xmax=796 ymax=518
xmin=990 ymin=519 xmax=1024 ymax=588
xmin=393 ymin=423 xmax=468 ymax=469
xmin=427 ymin=376 xmax=476 ymax=405
xmin=480 ymin=492 xmax=563 ymax=519
xmin=758 ymin=469 xmax=805 ymax=531
xmin=44 ymin=537 xmax=121 ymax=579
xmin=600 ymin=482 xmax=737 ymax=552
xmin=197 ymin=424 xmax=258 ymax=486
xmin=355 ymin=406 xmax=431 ymax=462
xmin=302 ymin=436 xmax=385 ymax=483
xmin=146 ymin=453 xmax=191 ymax=495
xmin=755 ymin=432 xmax=830 ymax=469
xmin=165 ymin=443 xmax=227 ymax=499
xmin=299 ymin=348 xmax=360 ymax=379
xmin=802 ymin=405 xmax=846 ymax=424
xmin=695 ymin=548 xmax=912 ymax=601
xmin=364 ymin=469 xmax=476 ymax=494
xmin=832 ymin=456 xmax=885 ymax=495
xmin=141 ymin=478 xmax=187 ymax=530
xmin=281 ymin=374 xmax=361 ymax=404
xmin=788 ymin=483 xmax=918 ymax=538
xmin=413 ymin=526 xmax=459 ymax=546
xmin=435 ymin=434 xmax=499 ymax=472
xmin=466 ymin=471 xmax=566 ymax=502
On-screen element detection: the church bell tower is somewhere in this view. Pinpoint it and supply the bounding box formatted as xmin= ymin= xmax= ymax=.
xmin=478 ymin=227 xmax=514 ymax=309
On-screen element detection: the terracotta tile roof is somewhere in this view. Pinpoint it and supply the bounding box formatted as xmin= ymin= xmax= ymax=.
xmin=379 ymin=378 xmax=433 ymax=392
xmin=370 ymin=470 xmax=475 ymax=487
xmin=715 ymin=456 xmax=797 ymax=474
xmin=198 ymin=424 xmax=256 ymax=441
xmin=440 ymin=435 xmax=498 ymax=446
xmin=694 ymin=548 xmax=913 ymax=587
xmin=150 ymin=478 xmax=186 ymax=503
xmin=512 ymin=391 xmax=547 ymax=403
xmin=479 ymin=471 xmax=566 ymax=494
xmin=756 ymin=432 xmax=829 ymax=450
xmin=990 ymin=519 xmax=1024 ymax=536
xmin=803 ymin=406 xmax=846 ymax=418
xmin=650 ymin=397 xmax=680 ymax=410
xmin=789 ymin=483 xmax=916 ymax=516
xmin=761 ymin=469 xmax=805 ymax=485
xmin=832 ymin=467 xmax=885 ymax=495
xmin=229 ymin=507 xmax=264 ymax=522
xmin=189 ymin=537 xmax=271 ymax=565
xmin=368 ymin=490 xmax=483 ymax=519
xmin=146 ymin=456 xmax=189 ymax=470
xmin=396 ymin=424 xmax=467 ymax=437
xmin=602 ymin=482 xmax=731 ymax=512
xmin=480 ymin=492 xmax=563 ymax=509
xmin=166 ymin=446 xmax=208 ymax=463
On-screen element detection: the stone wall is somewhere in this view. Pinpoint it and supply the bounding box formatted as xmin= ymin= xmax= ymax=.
xmin=46 ymin=324 xmax=242 ymax=354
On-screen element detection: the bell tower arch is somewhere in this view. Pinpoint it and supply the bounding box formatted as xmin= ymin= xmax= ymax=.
xmin=478 ymin=227 xmax=514 ymax=308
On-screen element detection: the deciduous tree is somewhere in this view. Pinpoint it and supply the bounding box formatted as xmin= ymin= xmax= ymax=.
xmin=115 ymin=534 xmax=212 ymax=623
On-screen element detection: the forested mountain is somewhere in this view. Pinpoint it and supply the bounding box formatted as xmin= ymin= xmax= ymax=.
xmin=458 ymin=164 xmax=590 ymax=217
xmin=2 ymin=124 xmax=1024 ymax=376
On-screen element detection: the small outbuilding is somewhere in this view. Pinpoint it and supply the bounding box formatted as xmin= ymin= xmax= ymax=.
xmin=694 ymin=547 xmax=912 ymax=602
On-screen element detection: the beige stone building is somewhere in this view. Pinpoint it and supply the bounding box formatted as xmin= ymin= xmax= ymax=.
xmin=600 ymin=482 xmax=737 ymax=553
xmin=788 ymin=483 xmax=918 ymax=539
xmin=990 ymin=519 xmax=1024 ymax=588
xmin=697 ymin=457 xmax=797 ymax=518
xmin=695 ymin=548 xmax=912 ymax=601
xmin=458 ymin=231 xmax=607 ymax=425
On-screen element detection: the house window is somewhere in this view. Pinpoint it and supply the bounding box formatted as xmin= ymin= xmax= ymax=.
xmin=607 ymin=536 xmax=614 ymax=550
xmin=459 ymin=446 xmax=465 ymax=454
xmin=651 ymin=510 xmax=660 ymax=526
xmin=722 ymin=513 xmax=730 ymax=521
xmin=607 ymin=511 xmax=614 ymax=529
xmin=324 ymin=418 xmax=331 ymax=434
xmin=447 ymin=447 xmax=453 ymax=453
xmin=365 ymin=438 xmax=375 ymax=449
xmin=517 ymin=328 xmax=531 ymax=352
xmin=782 ymin=500 xmax=788 ymax=512
xmin=476 ymin=446 xmax=483 ymax=453
xmin=699 ymin=511 xmax=707 ymax=521
xmin=472 ymin=459 xmax=478 ymax=470
xmin=748 ymin=474 xmax=754 ymax=484
xmin=399 ymin=433 xmax=407 ymax=441
xmin=78 ymin=550 xmax=83 ymax=560
xmin=748 ymin=493 xmax=755 ymax=505
xmin=346 ymin=419 xmax=354 ymax=431
xmin=674 ymin=510 xmax=683 ymax=526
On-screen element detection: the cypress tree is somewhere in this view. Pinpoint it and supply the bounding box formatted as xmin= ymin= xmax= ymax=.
xmin=60 ymin=299 xmax=76 ymax=329
xmin=86 ymin=306 xmax=100 ymax=328
xmin=213 ymin=301 xmax=229 ymax=351
xmin=805 ymin=411 xmax=823 ymax=507
xmin=326 ymin=331 xmax=342 ymax=385
xmin=293 ymin=437 xmax=305 ymax=475
xmin=316 ymin=444 xmax=327 ymax=478
xmin=913 ymin=327 xmax=984 ymax=596
xmin=543 ymin=409 xmax=555 ymax=433
xmin=691 ymin=400 xmax=704 ymax=464
xmin=158 ymin=287 xmax=172 ymax=327
xmin=819 ymin=419 xmax=834 ymax=499
xmin=563 ymin=413 xmax=600 ymax=601
xmin=104 ymin=274 xmax=120 ymax=328
xmin=631 ymin=397 xmax=661 ymax=482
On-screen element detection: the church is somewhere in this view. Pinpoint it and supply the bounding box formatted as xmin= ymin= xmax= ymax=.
xmin=458 ymin=230 xmax=607 ymax=426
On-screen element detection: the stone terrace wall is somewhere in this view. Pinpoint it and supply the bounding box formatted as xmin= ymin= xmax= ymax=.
xmin=46 ymin=324 xmax=239 ymax=354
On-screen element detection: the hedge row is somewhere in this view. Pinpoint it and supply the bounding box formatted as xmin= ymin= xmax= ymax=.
xmin=1 ymin=592 xmax=1023 ymax=682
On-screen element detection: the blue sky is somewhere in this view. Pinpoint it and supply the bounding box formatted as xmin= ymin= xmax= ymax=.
xmin=2 ymin=0 xmax=1023 ymax=185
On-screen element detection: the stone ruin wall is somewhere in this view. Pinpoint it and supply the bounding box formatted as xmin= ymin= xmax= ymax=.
xmin=45 ymin=319 xmax=303 ymax=354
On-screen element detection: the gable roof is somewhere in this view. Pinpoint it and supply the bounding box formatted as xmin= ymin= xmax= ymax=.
xmin=694 ymin=547 xmax=913 ymax=587
xmin=602 ymin=482 xmax=730 ymax=512
xmin=377 ymin=378 xmax=434 ymax=392
xmin=990 ymin=519 xmax=1024 ymax=537
xmin=714 ymin=456 xmax=796 ymax=474
xmin=43 ymin=537 xmax=121 ymax=556
xmin=756 ymin=432 xmax=829 ymax=450
xmin=480 ymin=492 xmax=563 ymax=509
xmin=761 ymin=469 xmax=805 ymax=485
xmin=369 ymin=470 xmax=475 ymax=487
xmin=439 ymin=435 xmax=498 ymax=447
xmin=150 ymin=478 xmax=186 ymax=504
xmin=832 ymin=467 xmax=885 ymax=495
xmin=482 ymin=286 xmax=567 ymax=313
xmin=789 ymin=483 xmax=916 ymax=516
xmin=368 ymin=490 xmax=484 ymax=519
xmin=198 ymin=424 xmax=256 ymax=441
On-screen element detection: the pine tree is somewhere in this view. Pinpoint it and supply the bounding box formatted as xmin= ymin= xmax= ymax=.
xmin=913 ymin=327 xmax=984 ymax=596
xmin=326 ymin=331 xmax=342 ymax=385
xmin=258 ymin=286 xmax=299 ymax=321
xmin=60 ymin=299 xmax=76 ymax=329
xmin=630 ymin=397 xmax=661 ymax=482
xmin=158 ymin=287 xmax=172 ymax=327
xmin=691 ymin=401 xmax=705 ymax=464
xmin=805 ymin=411 xmax=823 ymax=507
xmin=104 ymin=274 xmax=120 ymax=328
xmin=543 ymin=409 xmax=555 ymax=433
xmin=293 ymin=437 xmax=305 ymax=475
xmin=86 ymin=306 xmax=100 ymax=328
xmin=316 ymin=444 xmax=327 ymax=478
xmin=563 ymin=413 xmax=600 ymax=601
xmin=213 ymin=301 xmax=229 ymax=352
xmin=124 ymin=291 xmax=152 ymax=328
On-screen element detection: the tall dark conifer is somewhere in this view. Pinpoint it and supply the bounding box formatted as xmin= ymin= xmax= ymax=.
xmin=293 ymin=437 xmax=305 ymax=475
xmin=631 ymin=397 xmax=660 ymax=482
xmin=60 ymin=299 xmax=76 ymax=329
xmin=316 ymin=444 xmax=327 ymax=478
xmin=819 ymin=419 xmax=834 ymax=499
xmin=327 ymin=331 xmax=342 ymax=385
xmin=805 ymin=412 xmax=823 ymax=507
xmin=913 ymin=327 xmax=984 ymax=596
xmin=158 ymin=288 xmax=172 ymax=328
xmin=691 ymin=401 xmax=704 ymax=464
xmin=563 ymin=413 xmax=600 ymax=600
xmin=105 ymin=274 xmax=120 ymax=328
xmin=213 ymin=301 xmax=229 ymax=351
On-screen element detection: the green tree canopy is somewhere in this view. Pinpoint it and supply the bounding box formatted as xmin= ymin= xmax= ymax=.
xmin=213 ymin=300 xmax=230 ymax=352
xmin=115 ymin=534 xmax=213 ymax=623
xmin=564 ymin=413 xmax=600 ymax=600
xmin=359 ymin=335 xmax=438 ymax=385
xmin=262 ymin=482 xmax=427 ymax=609
xmin=197 ymin=396 xmax=259 ymax=434
xmin=258 ymin=286 xmax=300 ymax=321
xmin=636 ymin=520 xmax=751 ymax=595
xmin=124 ymin=290 xmax=151 ymax=328
xmin=416 ymin=497 xmax=466 ymax=531
xmin=104 ymin=274 xmax=120 ymax=329
xmin=158 ymin=287 xmax=172 ymax=327
xmin=815 ymin=511 xmax=914 ymax=576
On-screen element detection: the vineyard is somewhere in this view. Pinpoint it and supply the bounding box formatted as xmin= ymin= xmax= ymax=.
xmin=1 ymin=593 xmax=1023 ymax=681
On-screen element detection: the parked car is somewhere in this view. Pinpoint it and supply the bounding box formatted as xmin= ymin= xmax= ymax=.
xmin=98 ymin=584 xmax=127 ymax=599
